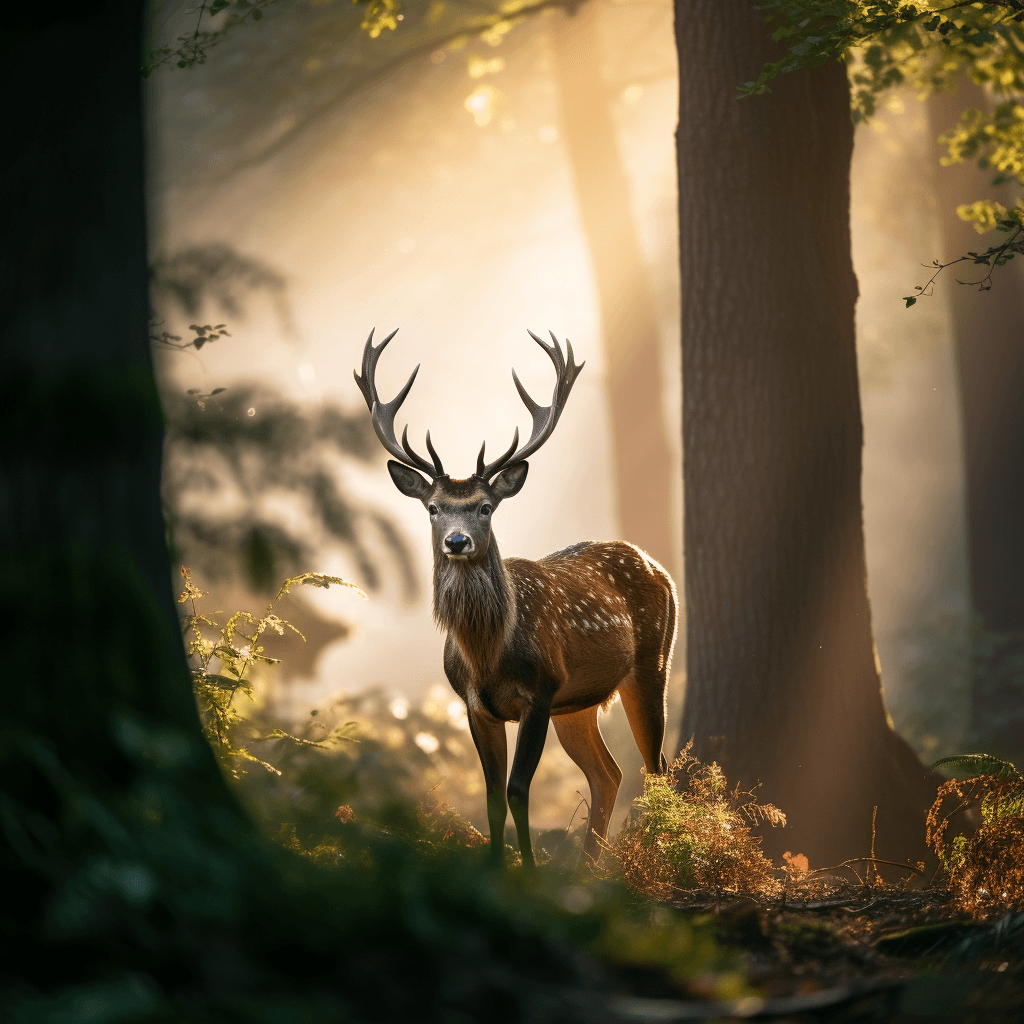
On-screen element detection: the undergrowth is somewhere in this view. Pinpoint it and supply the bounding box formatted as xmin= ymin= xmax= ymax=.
xmin=609 ymin=742 xmax=786 ymax=900
xmin=180 ymin=565 xmax=366 ymax=780
xmin=181 ymin=566 xmax=1023 ymax=932
xmin=928 ymin=753 xmax=1024 ymax=918
xmin=168 ymin=568 xmax=757 ymax=1006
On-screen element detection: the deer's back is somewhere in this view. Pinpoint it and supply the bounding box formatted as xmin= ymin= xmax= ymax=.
xmin=503 ymin=540 xmax=675 ymax=714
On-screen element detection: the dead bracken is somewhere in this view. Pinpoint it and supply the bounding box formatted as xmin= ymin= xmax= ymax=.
xmin=927 ymin=754 xmax=1024 ymax=919
xmin=608 ymin=741 xmax=786 ymax=900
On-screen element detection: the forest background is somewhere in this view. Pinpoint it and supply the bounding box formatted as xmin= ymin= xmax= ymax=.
xmin=4 ymin=0 xmax=1024 ymax=1018
xmin=146 ymin=0 xmax=1012 ymax=846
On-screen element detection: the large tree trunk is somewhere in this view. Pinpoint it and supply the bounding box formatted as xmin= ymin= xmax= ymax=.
xmin=3 ymin=8 xmax=226 ymax=778
xmin=551 ymin=1 xmax=679 ymax=582
xmin=928 ymin=81 xmax=1024 ymax=768
xmin=675 ymin=0 xmax=936 ymax=867
xmin=2 ymin=0 xmax=259 ymax=987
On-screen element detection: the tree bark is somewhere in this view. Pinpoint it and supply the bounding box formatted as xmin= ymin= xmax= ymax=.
xmin=675 ymin=0 xmax=936 ymax=867
xmin=928 ymin=81 xmax=1024 ymax=768
xmin=551 ymin=1 xmax=679 ymax=581
xmin=2 ymin=5 xmax=226 ymax=782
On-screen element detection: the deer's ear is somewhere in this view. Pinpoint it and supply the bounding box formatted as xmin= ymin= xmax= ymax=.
xmin=388 ymin=461 xmax=432 ymax=500
xmin=492 ymin=461 xmax=528 ymax=500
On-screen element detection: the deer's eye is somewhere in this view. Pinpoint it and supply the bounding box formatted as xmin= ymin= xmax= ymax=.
xmin=428 ymin=504 xmax=439 ymax=516
xmin=480 ymin=503 xmax=492 ymax=517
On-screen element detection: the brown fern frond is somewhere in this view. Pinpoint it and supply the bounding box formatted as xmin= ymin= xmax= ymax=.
xmin=926 ymin=758 xmax=1024 ymax=918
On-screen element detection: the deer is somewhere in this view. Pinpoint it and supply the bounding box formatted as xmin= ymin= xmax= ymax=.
xmin=354 ymin=328 xmax=677 ymax=867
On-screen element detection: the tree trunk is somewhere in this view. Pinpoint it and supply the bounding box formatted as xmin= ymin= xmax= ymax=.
xmin=1 ymin=0 xmax=259 ymax=981
xmin=675 ymin=0 xmax=936 ymax=867
xmin=928 ymin=81 xmax=1024 ymax=768
xmin=2 ymin=7 xmax=226 ymax=778
xmin=551 ymin=1 xmax=679 ymax=582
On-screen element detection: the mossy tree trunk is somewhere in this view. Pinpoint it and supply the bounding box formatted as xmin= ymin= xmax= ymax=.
xmin=928 ymin=81 xmax=1024 ymax=769
xmin=674 ymin=0 xmax=936 ymax=867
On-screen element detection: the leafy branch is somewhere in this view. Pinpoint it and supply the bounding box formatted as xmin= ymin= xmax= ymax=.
xmin=733 ymin=3 xmax=1024 ymax=299
xmin=150 ymin=321 xmax=231 ymax=352
xmin=903 ymin=212 xmax=1023 ymax=304
xmin=741 ymin=1 xmax=1024 ymax=106
xmin=144 ymin=0 xmax=277 ymax=78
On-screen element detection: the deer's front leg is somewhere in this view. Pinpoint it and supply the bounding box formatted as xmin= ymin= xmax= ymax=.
xmin=466 ymin=705 xmax=508 ymax=865
xmin=507 ymin=696 xmax=552 ymax=868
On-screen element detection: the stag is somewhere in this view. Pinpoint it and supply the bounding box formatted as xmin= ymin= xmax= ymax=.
xmin=354 ymin=328 xmax=677 ymax=866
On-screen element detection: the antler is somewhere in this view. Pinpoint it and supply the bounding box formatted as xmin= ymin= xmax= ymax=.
xmin=354 ymin=329 xmax=445 ymax=478
xmin=476 ymin=330 xmax=584 ymax=482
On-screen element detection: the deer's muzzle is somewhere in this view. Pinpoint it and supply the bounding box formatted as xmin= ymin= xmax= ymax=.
xmin=444 ymin=533 xmax=472 ymax=559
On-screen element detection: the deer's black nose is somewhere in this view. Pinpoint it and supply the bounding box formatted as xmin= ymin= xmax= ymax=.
xmin=445 ymin=534 xmax=470 ymax=554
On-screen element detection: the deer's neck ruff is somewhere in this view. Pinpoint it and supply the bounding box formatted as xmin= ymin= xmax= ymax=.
xmin=433 ymin=539 xmax=515 ymax=676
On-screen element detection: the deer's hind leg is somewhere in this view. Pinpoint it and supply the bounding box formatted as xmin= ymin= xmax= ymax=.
xmin=620 ymin=573 xmax=676 ymax=774
xmin=618 ymin=671 xmax=668 ymax=775
xmin=552 ymin=706 xmax=622 ymax=863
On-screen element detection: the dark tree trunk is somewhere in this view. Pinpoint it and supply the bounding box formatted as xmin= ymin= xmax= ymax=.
xmin=551 ymin=1 xmax=679 ymax=582
xmin=2 ymin=8 xmax=228 ymax=780
xmin=928 ymin=81 xmax=1024 ymax=768
xmin=674 ymin=0 xmax=936 ymax=867
xmin=1 ymin=1 xmax=258 ymax=981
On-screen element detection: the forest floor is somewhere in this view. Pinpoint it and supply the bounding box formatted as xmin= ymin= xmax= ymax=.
xmin=648 ymin=881 xmax=1024 ymax=1022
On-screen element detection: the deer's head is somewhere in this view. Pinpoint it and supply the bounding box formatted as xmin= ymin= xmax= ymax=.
xmin=354 ymin=329 xmax=584 ymax=565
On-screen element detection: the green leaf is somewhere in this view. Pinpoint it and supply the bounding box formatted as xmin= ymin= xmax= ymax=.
xmin=930 ymin=753 xmax=1021 ymax=780
xmin=252 ymin=8 xmax=263 ymax=20
xmin=903 ymin=296 xmax=917 ymax=307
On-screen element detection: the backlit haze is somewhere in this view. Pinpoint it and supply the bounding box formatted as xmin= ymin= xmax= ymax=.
xmin=149 ymin=0 xmax=967 ymax=822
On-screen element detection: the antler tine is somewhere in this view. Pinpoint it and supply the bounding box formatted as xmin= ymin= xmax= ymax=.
xmin=425 ymin=429 xmax=446 ymax=477
xmin=354 ymin=328 xmax=443 ymax=478
xmin=399 ymin=424 xmax=440 ymax=476
xmin=476 ymin=428 xmax=519 ymax=479
xmin=478 ymin=330 xmax=584 ymax=481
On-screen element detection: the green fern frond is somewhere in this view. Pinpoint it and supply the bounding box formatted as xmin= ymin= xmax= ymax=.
xmin=930 ymin=753 xmax=1021 ymax=781
xmin=980 ymin=788 xmax=1024 ymax=824
xmin=235 ymin=747 xmax=282 ymax=775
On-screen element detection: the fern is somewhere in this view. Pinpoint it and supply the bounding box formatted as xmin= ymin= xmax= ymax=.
xmin=178 ymin=565 xmax=362 ymax=779
xmin=926 ymin=753 xmax=1024 ymax=917
xmin=609 ymin=742 xmax=785 ymax=899
xmin=931 ymin=753 xmax=1022 ymax=782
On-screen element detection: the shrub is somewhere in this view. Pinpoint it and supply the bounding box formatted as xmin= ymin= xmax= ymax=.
xmin=927 ymin=753 xmax=1024 ymax=917
xmin=610 ymin=742 xmax=785 ymax=899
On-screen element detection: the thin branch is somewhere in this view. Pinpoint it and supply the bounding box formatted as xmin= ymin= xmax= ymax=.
xmin=905 ymin=226 xmax=1024 ymax=303
xmin=804 ymin=857 xmax=928 ymax=882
